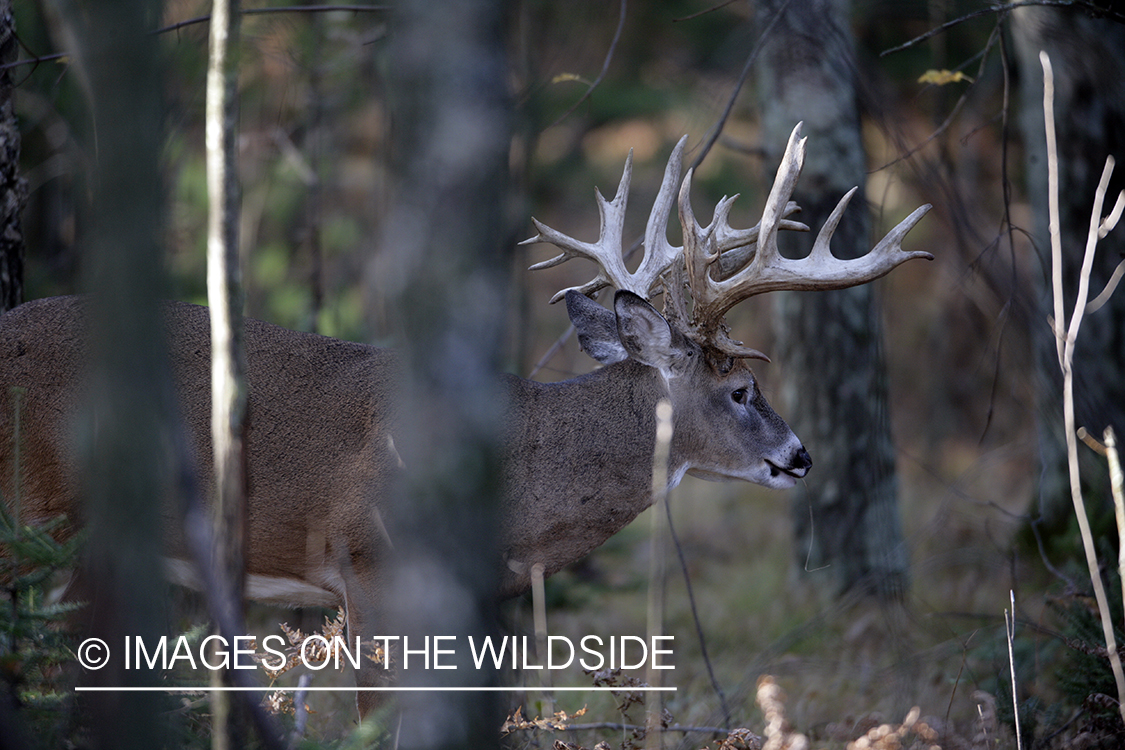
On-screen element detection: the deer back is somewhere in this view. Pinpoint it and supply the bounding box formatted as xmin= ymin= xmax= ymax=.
xmin=166 ymin=300 xmax=403 ymax=601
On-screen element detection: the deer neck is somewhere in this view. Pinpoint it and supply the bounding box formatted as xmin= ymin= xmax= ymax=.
xmin=497 ymin=359 xmax=683 ymax=597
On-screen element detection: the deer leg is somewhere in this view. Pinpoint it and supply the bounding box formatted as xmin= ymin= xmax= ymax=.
xmin=338 ymin=537 xmax=393 ymax=722
xmin=346 ymin=599 xmax=392 ymax=721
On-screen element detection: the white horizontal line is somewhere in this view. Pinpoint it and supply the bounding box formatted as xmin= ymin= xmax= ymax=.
xmin=75 ymin=686 xmax=677 ymax=693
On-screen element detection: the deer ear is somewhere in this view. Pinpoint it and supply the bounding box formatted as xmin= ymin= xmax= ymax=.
xmin=566 ymin=290 xmax=628 ymax=364
xmin=613 ymin=290 xmax=680 ymax=372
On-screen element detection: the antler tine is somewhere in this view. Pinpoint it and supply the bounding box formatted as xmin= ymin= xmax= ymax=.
xmin=634 ymin=135 xmax=688 ymax=298
xmin=802 ymin=190 xmax=933 ymax=288
xmin=524 ymin=137 xmax=688 ymax=304
xmin=713 ymin=179 xmax=934 ymax=300
xmin=711 ymin=201 xmax=807 ymax=281
xmin=680 ymin=124 xmax=809 ymax=337
xmin=523 ymin=150 xmax=634 ymax=303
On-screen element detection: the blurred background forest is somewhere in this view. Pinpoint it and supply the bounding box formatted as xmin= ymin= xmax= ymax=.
xmin=5 ymin=0 xmax=1125 ymax=747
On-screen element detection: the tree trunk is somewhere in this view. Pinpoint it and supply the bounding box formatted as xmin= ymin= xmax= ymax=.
xmin=0 ymin=0 xmax=26 ymax=312
xmin=373 ymin=0 xmax=512 ymax=745
xmin=205 ymin=0 xmax=247 ymax=745
xmin=756 ymin=0 xmax=909 ymax=599
xmin=1013 ymin=8 xmax=1125 ymax=540
xmin=52 ymin=0 xmax=170 ymax=746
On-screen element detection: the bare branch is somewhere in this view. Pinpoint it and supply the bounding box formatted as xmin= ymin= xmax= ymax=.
xmin=546 ymin=0 xmax=627 ymax=129
xmin=690 ymin=0 xmax=794 ymax=172
xmin=1086 ymin=256 xmax=1125 ymax=314
xmin=1044 ymin=48 xmax=1125 ymax=726
xmin=672 ymin=0 xmax=739 ymax=22
xmin=872 ymin=21 xmax=1002 ymax=173
xmin=880 ymin=1 xmax=1125 ymax=59
xmin=2 ymin=6 xmax=387 ymax=77
xmin=156 ymin=5 xmax=389 ymax=35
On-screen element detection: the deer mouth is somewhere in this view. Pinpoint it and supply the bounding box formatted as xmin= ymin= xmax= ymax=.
xmin=766 ymin=459 xmax=807 ymax=480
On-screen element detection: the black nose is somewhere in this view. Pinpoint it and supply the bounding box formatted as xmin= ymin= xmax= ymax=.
xmin=794 ymin=446 xmax=812 ymax=471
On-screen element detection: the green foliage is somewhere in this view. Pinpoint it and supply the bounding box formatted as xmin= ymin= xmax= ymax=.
xmin=0 ymin=386 xmax=81 ymax=744
xmin=1048 ymin=591 xmax=1125 ymax=728
xmin=0 ymin=496 xmax=83 ymax=742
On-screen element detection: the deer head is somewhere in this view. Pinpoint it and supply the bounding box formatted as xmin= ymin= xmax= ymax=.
xmin=513 ymin=122 xmax=931 ymax=504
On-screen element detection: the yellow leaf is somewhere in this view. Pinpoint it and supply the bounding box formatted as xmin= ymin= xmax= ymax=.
xmin=551 ymin=73 xmax=591 ymax=86
xmin=918 ymin=69 xmax=973 ymax=85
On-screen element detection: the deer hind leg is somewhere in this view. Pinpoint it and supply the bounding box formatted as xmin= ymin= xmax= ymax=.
xmin=336 ymin=537 xmax=394 ymax=722
xmin=344 ymin=592 xmax=396 ymax=723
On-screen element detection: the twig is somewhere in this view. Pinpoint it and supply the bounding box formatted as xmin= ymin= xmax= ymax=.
xmin=155 ymin=5 xmax=389 ymax=35
xmin=1078 ymin=427 xmax=1107 ymax=455
xmin=665 ymin=487 xmax=732 ymax=730
xmin=1109 ymin=428 xmax=1125 ymax=640
xmin=531 ymin=562 xmax=553 ymax=716
xmin=672 ymin=0 xmax=740 ymax=22
xmin=564 ymin=721 xmax=730 ymax=735
xmin=880 ymin=1 xmax=1125 ymax=58
xmin=690 ymin=0 xmax=793 ymax=172
xmin=0 ymin=51 xmax=66 ymax=73
xmin=1043 ymin=52 xmax=1064 ymax=368
xmin=945 ymin=630 xmax=976 ymax=732
xmin=1006 ymin=591 xmax=1022 ymax=750
xmin=546 ymin=0 xmax=626 ymax=129
xmin=1080 ymin=181 xmax=1125 ymax=313
xmin=10 ymin=387 xmax=22 ymax=526
xmin=1042 ymin=50 xmax=1125 ymax=727
xmin=0 ymin=5 xmax=387 ymax=73
xmin=175 ymin=415 xmax=285 ymax=750
xmin=1085 ymin=257 xmax=1125 ymax=314
xmin=287 ymin=674 xmax=311 ymax=750
xmin=978 ymin=29 xmax=1020 ymax=445
xmin=646 ymin=400 xmax=673 ymax=750
xmin=872 ymin=19 xmax=1003 ymax=173
xmin=527 ymin=323 xmax=575 ymax=379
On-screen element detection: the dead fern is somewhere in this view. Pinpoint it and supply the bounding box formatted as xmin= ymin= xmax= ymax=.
xmin=846 ymin=705 xmax=941 ymax=750
xmin=706 ymin=726 xmax=763 ymax=750
xmin=250 ymin=607 xmax=390 ymax=715
xmin=586 ymin=667 xmax=648 ymax=714
xmin=753 ymin=676 xmax=941 ymax=750
xmin=500 ymin=704 xmax=588 ymax=734
xmin=551 ymin=740 xmax=613 ymax=750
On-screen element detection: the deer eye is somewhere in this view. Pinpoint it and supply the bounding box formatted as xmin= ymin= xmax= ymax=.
xmin=731 ymin=388 xmax=748 ymax=405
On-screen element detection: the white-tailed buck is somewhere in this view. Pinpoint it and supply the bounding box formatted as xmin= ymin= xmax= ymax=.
xmin=0 ymin=124 xmax=930 ymax=711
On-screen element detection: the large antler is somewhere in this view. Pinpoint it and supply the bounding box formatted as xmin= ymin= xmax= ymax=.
xmin=523 ymin=135 xmax=808 ymax=306
xmin=525 ymin=123 xmax=933 ymax=362
xmin=521 ymin=136 xmax=689 ymax=303
xmin=678 ymin=123 xmax=933 ymax=359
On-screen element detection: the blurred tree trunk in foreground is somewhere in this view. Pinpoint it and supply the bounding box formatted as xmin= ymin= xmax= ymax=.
xmin=49 ymin=0 xmax=171 ymax=747
xmin=1013 ymin=8 xmax=1125 ymax=541
xmin=0 ymin=0 xmax=26 ymax=313
xmin=205 ymin=0 xmax=247 ymax=745
xmin=372 ymin=0 xmax=512 ymax=746
xmin=756 ymin=0 xmax=909 ymax=600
